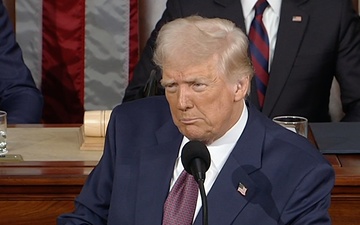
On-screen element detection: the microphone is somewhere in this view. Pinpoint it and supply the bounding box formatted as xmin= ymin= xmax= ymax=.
xmin=142 ymin=69 xmax=164 ymax=97
xmin=181 ymin=140 xmax=211 ymax=225
xmin=142 ymin=69 xmax=158 ymax=97
xmin=181 ymin=140 xmax=211 ymax=182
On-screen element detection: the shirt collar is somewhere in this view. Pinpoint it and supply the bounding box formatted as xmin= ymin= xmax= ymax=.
xmin=209 ymin=100 xmax=248 ymax=147
xmin=179 ymin=100 xmax=248 ymax=170
xmin=241 ymin=0 xmax=282 ymax=18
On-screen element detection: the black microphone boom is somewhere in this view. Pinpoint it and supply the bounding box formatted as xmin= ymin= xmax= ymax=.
xmin=181 ymin=140 xmax=211 ymax=225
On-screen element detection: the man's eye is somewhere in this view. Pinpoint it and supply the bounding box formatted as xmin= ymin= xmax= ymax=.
xmin=192 ymin=83 xmax=206 ymax=91
xmin=164 ymin=83 xmax=177 ymax=93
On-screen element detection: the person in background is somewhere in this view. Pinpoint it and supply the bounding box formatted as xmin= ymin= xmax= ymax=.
xmin=0 ymin=0 xmax=43 ymax=123
xmin=58 ymin=16 xmax=334 ymax=225
xmin=123 ymin=0 xmax=360 ymax=123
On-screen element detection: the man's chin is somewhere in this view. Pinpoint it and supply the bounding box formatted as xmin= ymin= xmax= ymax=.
xmin=181 ymin=130 xmax=209 ymax=143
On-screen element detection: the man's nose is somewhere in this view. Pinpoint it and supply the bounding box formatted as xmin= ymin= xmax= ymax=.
xmin=177 ymin=86 xmax=192 ymax=111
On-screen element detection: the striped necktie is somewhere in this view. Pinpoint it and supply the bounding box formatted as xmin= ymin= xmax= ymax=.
xmin=162 ymin=170 xmax=198 ymax=225
xmin=249 ymin=0 xmax=270 ymax=109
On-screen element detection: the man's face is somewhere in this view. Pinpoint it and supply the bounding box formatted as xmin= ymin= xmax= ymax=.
xmin=161 ymin=58 xmax=247 ymax=144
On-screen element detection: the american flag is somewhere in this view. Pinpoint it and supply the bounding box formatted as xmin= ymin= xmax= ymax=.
xmin=237 ymin=182 xmax=248 ymax=196
xmin=292 ymin=16 xmax=302 ymax=22
xmin=15 ymin=0 xmax=139 ymax=123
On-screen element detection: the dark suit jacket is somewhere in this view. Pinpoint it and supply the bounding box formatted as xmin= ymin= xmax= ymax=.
xmin=58 ymin=96 xmax=334 ymax=225
xmin=123 ymin=0 xmax=360 ymax=122
xmin=0 ymin=1 xmax=43 ymax=123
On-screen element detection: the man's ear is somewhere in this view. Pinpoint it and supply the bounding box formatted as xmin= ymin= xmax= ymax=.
xmin=234 ymin=76 xmax=249 ymax=102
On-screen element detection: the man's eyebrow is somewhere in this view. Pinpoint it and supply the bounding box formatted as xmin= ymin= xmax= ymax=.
xmin=160 ymin=79 xmax=174 ymax=86
xmin=185 ymin=76 xmax=210 ymax=83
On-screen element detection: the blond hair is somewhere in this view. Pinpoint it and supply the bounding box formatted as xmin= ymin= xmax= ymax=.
xmin=153 ymin=16 xmax=253 ymax=84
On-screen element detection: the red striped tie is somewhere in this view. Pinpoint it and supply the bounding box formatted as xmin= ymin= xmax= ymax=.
xmin=249 ymin=0 xmax=270 ymax=109
xmin=162 ymin=170 xmax=198 ymax=225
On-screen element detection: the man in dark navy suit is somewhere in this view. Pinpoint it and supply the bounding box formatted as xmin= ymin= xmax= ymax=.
xmin=58 ymin=16 xmax=334 ymax=225
xmin=124 ymin=0 xmax=360 ymax=123
xmin=0 ymin=0 xmax=43 ymax=123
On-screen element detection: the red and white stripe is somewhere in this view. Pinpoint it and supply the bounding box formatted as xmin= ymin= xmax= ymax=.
xmin=15 ymin=0 xmax=138 ymax=123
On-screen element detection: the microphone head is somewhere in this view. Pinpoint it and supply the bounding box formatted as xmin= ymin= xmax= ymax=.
xmin=181 ymin=140 xmax=211 ymax=176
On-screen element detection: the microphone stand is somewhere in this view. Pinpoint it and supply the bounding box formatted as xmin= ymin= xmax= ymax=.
xmin=198 ymin=179 xmax=208 ymax=225
xmin=181 ymin=141 xmax=211 ymax=225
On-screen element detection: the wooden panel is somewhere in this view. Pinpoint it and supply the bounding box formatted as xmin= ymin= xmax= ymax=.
xmin=0 ymin=201 xmax=75 ymax=225
xmin=330 ymin=199 xmax=360 ymax=225
xmin=329 ymin=157 xmax=360 ymax=224
xmin=0 ymin=161 xmax=95 ymax=224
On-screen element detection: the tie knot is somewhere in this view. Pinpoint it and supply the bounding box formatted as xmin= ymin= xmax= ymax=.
xmin=254 ymin=0 xmax=269 ymax=16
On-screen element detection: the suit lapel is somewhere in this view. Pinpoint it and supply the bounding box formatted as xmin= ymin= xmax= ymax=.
xmin=194 ymin=157 xmax=260 ymax=225
xmin=262 ymin=0 xmax=309 ymax=115
xmin=194 ymin=105 xmax=266 ymax=224
xmin=134 ymin=119 xmax=183 ymax=224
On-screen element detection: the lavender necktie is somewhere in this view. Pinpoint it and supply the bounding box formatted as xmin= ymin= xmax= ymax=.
xmin=162 ymin=170 xmax=198 ymax=225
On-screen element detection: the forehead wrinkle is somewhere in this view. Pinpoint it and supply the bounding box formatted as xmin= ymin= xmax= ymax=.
xmin=165 ymin=67 xmax=216 ymax=85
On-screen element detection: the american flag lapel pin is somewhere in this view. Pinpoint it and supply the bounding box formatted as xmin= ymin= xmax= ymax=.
xmin=292 ymin=15 xmax=302 ymax=22
xmin=237 ymin=182 xmax=248 ymax=196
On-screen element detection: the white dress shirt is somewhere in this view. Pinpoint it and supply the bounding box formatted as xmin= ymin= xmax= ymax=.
xmin=168 ymin=100 xmax=249 ymax=221
xmin=241 ymin=0 xmax=281 ymax=71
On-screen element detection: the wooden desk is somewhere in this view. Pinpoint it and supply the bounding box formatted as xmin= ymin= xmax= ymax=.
xmin=1 ymin=126 xmax=360 ymax=224
xmin=0 ymin=125 xmax=102 ymax=225
xmin=0 ymin=161 xmax=97 ymax=225
xmin=326 ymin=154 xmax=360 ymax=225
xmin=308 ymin=124 xmax=360 ymax=225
